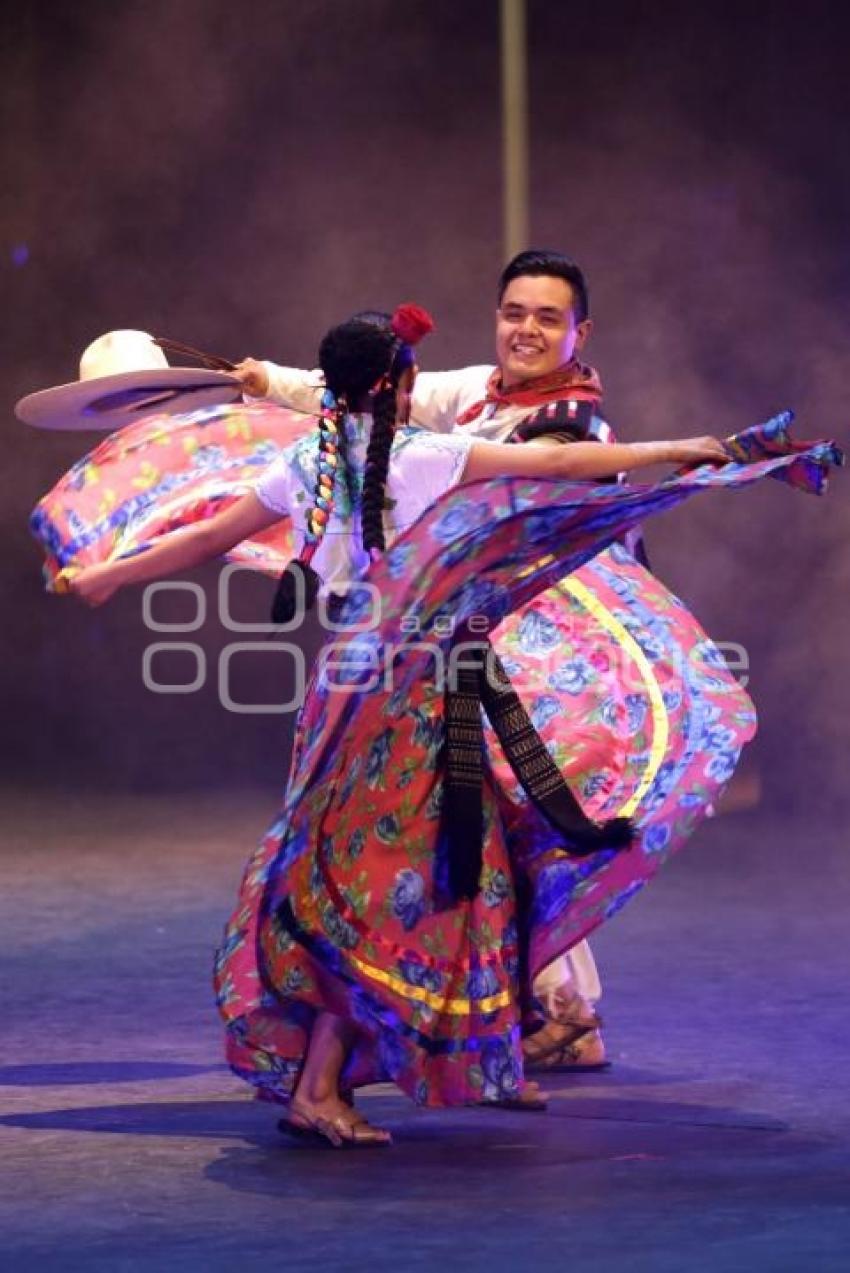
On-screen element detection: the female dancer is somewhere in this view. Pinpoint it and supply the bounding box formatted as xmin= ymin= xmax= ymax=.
xmin=60 ymin=306 xmax=837 ymax=1145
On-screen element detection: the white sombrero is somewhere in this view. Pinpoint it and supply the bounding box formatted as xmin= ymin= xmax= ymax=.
xmin=16 ymin=329 xmax=241 ymax=430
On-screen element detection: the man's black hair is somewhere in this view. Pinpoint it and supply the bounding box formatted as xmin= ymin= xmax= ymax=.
xmin=498 ymin=249 xmax=590 ymax=323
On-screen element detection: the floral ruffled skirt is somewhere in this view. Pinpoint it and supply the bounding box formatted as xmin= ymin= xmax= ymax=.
xmin=29 ymin=407 xmax=840 ymax=1106
xmin=212 ymin=418 xmax=839 ymax=1107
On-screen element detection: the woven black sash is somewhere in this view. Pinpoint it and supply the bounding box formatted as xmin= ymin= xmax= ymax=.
xmin=508 ymin=397 xmax=600 ymax=445
xmin=510 ymin=398 xmax=653 ymax=569
xmin=441 ymin=633 xmax=633 ymax=901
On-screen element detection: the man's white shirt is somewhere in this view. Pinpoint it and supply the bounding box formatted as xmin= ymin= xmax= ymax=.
xmin=259 ymin=362 xmax=555 ymax=443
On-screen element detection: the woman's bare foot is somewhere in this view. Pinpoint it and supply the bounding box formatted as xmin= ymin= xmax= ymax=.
xmin=520 ymin=1079 xmax=547 ymax=1107
xmin=478 ymin=1078 xmax=549 ymax=1111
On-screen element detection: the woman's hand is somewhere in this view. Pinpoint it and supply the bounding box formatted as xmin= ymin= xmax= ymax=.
xmin=665 ymin=436 xmax=729 ymax=469
xmin=231 ymin=358 xmax=270 ymax=398
xmin=62 ymin=562 xmax=122 ymax=607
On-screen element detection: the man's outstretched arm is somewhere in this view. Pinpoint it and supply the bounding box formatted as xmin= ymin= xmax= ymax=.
xmin=232 ymin=359 xmax=494 ymax=433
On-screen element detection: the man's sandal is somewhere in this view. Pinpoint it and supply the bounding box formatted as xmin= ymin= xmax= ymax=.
xmin=526 ymin=1026 xmax=611 ymax=1073
xmin=278 ymin=1100 xmax=392 ymax=1148
xmin=523 ymin=995 xmax=609 ymax=1073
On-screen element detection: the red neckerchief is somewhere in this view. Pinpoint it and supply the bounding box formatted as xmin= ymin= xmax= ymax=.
xmin=456 ymin=359 xmax=603 ymax=426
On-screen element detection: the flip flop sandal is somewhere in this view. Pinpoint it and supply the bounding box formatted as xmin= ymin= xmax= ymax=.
xmin=279 ymin=1102 xmax=392 ymax=1149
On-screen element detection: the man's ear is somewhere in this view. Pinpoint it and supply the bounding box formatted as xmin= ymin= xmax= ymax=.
xmin=575 ymin=319 xmax=593 ymax=350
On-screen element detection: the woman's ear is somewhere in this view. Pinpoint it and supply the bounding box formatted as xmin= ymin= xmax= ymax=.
xmin=395 ymin=364 xmax=417 ymax=424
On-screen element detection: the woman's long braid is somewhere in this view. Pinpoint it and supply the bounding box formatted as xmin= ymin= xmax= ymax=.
xmin=331 ymin=395 xmax=358 ymax=514
xmin=270 ymin=304 xmax=434 ymax=622
xmin=270 ymin=390 xmax=340 ymax=623
xmin=360 ymin=380 xmax=397 ymax=556
xmin=304 ymin=393 xmax=343 ymax=550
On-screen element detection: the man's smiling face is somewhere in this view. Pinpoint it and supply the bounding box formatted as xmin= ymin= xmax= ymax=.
xmin=495 ymin=274 xmax=592 ymax=388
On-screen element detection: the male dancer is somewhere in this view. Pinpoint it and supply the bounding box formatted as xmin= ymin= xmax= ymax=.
xmin=234 ymin=250 xmax=618 ymax=1072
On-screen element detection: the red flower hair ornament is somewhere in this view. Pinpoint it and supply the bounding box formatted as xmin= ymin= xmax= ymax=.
xmin=391 ymin=303 xmax=435 ymax=345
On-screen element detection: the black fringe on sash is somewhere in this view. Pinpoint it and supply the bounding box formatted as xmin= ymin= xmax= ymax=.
xmin=441 ymin=634 xmax=634 ymax=903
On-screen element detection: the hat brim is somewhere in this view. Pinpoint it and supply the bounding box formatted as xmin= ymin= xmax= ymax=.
xmin=16 ymin=368 xmax=242 ymax=431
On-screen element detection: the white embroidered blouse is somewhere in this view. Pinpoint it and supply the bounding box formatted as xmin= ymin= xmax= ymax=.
xmin=254 ymin=417 xmax=473 ymax=594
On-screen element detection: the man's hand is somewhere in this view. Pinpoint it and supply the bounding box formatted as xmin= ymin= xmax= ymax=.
xmin=231 ymin=358 xmax=270 ymax=398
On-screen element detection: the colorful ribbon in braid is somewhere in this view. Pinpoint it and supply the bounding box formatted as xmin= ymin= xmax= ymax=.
xmin=270 ymin=388 xmax=344 ymax=623
xmin=302 ymin=389 xmax=344 ymax=562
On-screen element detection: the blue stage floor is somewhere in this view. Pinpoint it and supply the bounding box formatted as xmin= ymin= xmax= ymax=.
xmin=2 ymin=789 xmax=848 ymax=1272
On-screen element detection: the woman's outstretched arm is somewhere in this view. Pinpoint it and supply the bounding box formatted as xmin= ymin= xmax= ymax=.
xmin=67 ymin=491 xmax=281 ymax=606
xmin=460 ymin=435 xmax=727 ymax=484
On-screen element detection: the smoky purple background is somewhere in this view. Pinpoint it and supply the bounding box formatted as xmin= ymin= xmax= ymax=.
xmin=2 ymin=0 xmax=847 ymax=813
